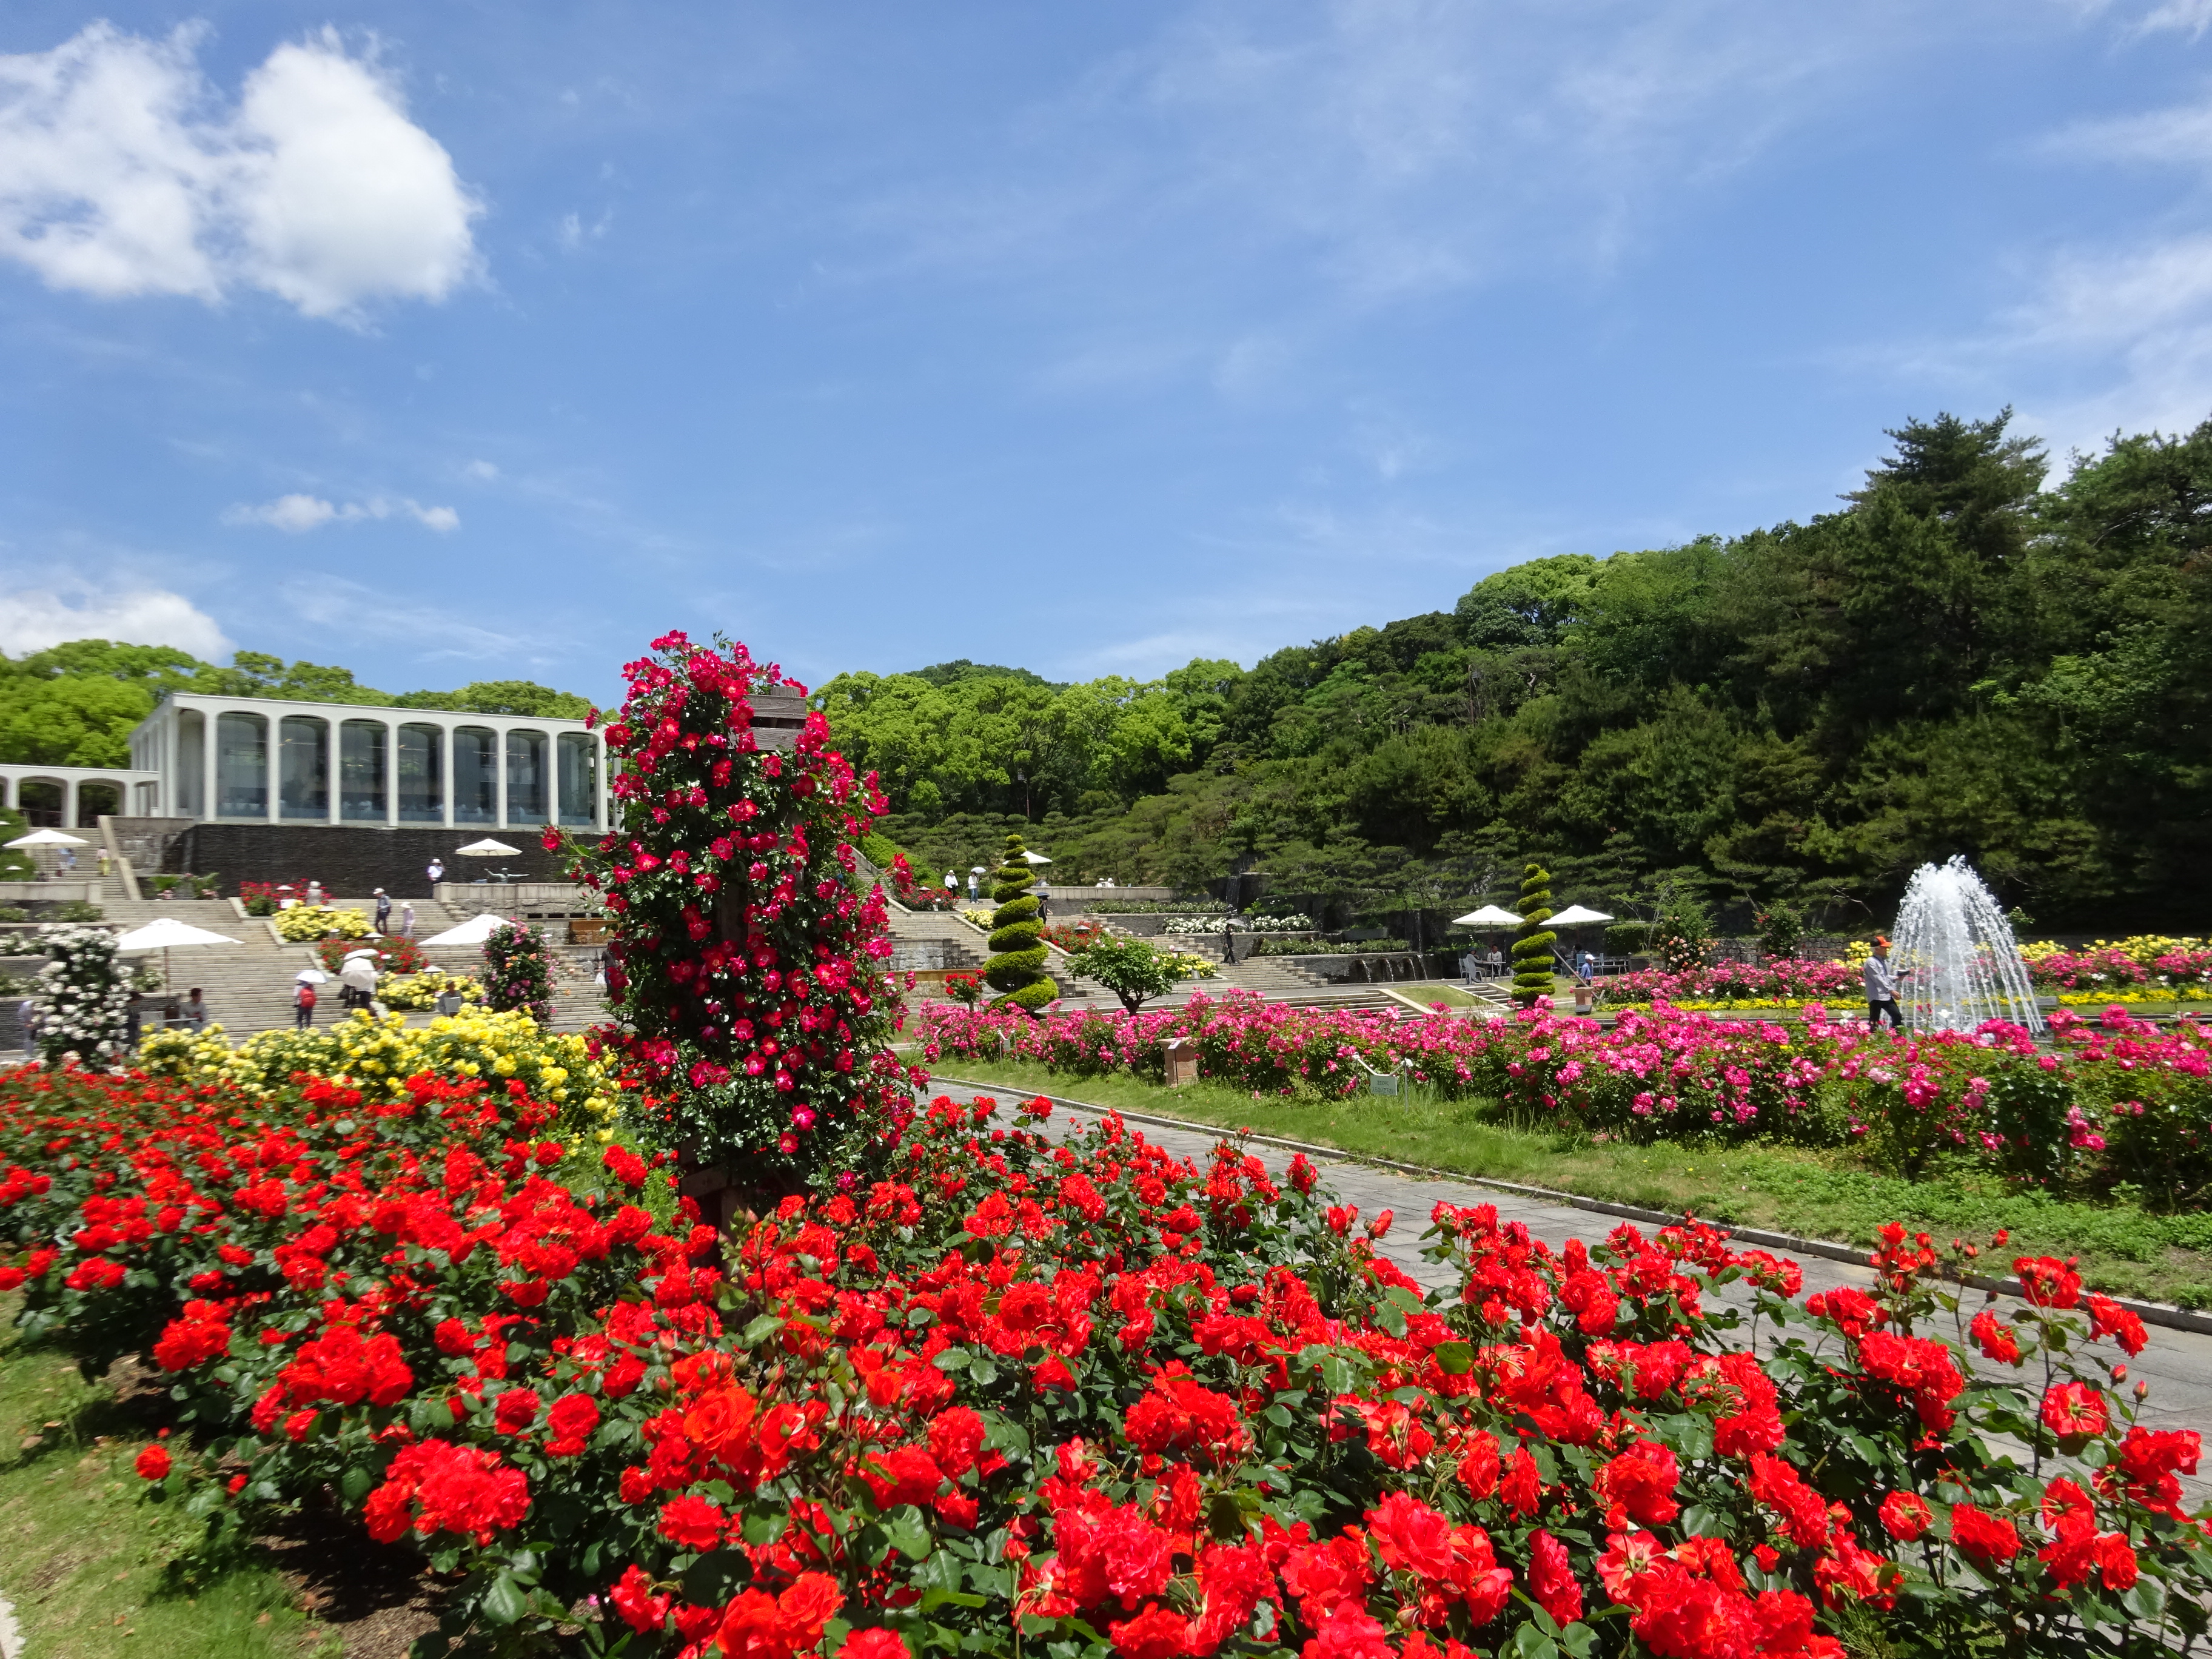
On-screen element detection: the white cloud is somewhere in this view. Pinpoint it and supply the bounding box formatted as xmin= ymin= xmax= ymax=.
xmin=0 ymin=22 xmax=481 ymax=321
xmin=281 ymin=574 xmax=524 ymax=660
xmin=463 ymin=458 xmax=500 ymax=481
xmin=2048 ymin=97 xmax=2212 ymax=169
xmin=223 ymin=493 xmax=460 ymax=532
xmin=0 ymin=581 xmax=230 ymax=658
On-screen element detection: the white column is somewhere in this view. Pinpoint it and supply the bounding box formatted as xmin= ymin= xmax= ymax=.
xmin=161 ymin=705 xmax=178 ymax=817
xmin=264 ymin=712 xmax=278 ymax=823
xmin=440 ymin=722 xmax=454 ymax=829
xmin=384 ymin=721 xmax=400 ymax=827
xmin=64 ymin=777 xmax=78 ymax=830
xmin=494 ymin=723 xmax=509 ymax=830
xmin=595 ymin=734 xmax=609 ymax=833
xmin=201 ymin=710 xmax=218 ymax=823
xmin=323 ymin=717 xmax=339 ymax=824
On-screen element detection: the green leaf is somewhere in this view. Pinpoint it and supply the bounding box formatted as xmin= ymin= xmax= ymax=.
xmin=682 ymin=1549 xmax=751 ymax=1606
xmin=2121 ymin=1578 xmax=2168 ymax=1621
xmin=340 ymin=1464 xmax=372 ymax=1504
xmin=1555 ymin=1624 xmax=1597 ymax=1658
xmin=1432 ymin=1341 xmax=1475 ymax=1375
xmin=1680 ymin=1504 xmax=1726 ymax=1538
xmin=882 ymin=1506 xmax=934 ymax=1561
xmin=741 ymin=1314 xmax=784 ymax=1345
xmin=1512 ymin=1625 xmax=1560 ymax=1659
xmin=481 ymin=1574 xmax=528 ymax=1626
xmin=933 ymin=1347 xmax=974 ymax=1372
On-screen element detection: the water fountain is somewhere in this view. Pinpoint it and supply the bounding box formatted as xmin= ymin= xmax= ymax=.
xmin=1891 ymin=855 xmax=2045 ymax=1034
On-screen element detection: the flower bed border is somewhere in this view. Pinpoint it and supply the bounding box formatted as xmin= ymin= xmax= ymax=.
xmin=928 ymin=1072 xmax=2212 ymax=1339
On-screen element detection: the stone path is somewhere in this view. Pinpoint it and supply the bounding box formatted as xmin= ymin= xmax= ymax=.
xmin=926 ymin=1074 xmax=2212 ymax=1506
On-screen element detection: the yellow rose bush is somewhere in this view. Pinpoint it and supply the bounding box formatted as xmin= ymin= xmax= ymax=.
xmin=378 ymin=970 xmax=486 ymax=1012
xmin=273 ymin=903 xmax=372 ymax=942
xmin=135 ymin=1008 xmax=622 ymax=1130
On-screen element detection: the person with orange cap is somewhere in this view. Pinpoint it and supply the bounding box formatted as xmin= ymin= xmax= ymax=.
xmin=1866 ymin=937 xmax=1905 ymax=1030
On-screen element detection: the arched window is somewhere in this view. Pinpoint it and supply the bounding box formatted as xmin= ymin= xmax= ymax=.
xmin=216 ymin=713 xmax=267 ymax=817
xmin=76 ymin=781 xmax=121 ymax=826
xmin=505 ymin=730 xmax=547 ymax=825
xmin=340 ymin=721 xmax=387 ymax=821
xmin=178 ymin=711 xmax=206 ymax=816
xmin=557 ymin=734 xmax=598 ymax=825
xmin=279 ymin=716 xmax=329 ymax=820
xmin=397 ymin=724 xmax=443 ymax=822
xmin=17 ymin=778 xmax=63 ymax=828
xmin=454 ymin=727 xmax=497 ymax=824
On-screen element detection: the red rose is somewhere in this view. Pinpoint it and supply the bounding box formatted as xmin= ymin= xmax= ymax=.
xmin=657 ymin=1493 xmax=727 ymax=1550
xmin=1879 ymin=1491 xmax=1932 ymax=1541
xmin=135 ymin=1444 xmax=172 ymax=1481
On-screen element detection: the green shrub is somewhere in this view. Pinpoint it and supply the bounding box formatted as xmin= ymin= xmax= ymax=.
xmin=1604 ymin=920 xmax=1651 ymax=956
xmin=984 ymin=833 xmax=1054 ymax=1011
xmin=1510 ymin=863 xmax=1557 ymax=1005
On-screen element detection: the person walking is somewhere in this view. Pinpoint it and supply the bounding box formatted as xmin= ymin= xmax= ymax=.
xmin=306 ymin=879 xmax=323 ymax=908
xmin=400 ymin=900 xmax=416 ymax=939
xmin=374 ymin=888 xmax=392 ymax=933
xmin=293 ymin=979 xmax=317 ymax=1029
xmin=427 ymin=857 xmax=446 ymax=890
xmin=182 ymin=988 xmax=207 ymax=1032
xmin=17 ymin=994 xmax=36 ymax=1059
xmin=1221 ymin=918 xmax=1236 ymax=967
xmin=1865 ymin=937 xmax=1906 ymax=1030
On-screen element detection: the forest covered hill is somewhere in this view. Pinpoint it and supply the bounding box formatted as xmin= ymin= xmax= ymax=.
xmin=10 ymin=409 xmax=2205 ymax=931
xmin=822 ymin=411 xmax=2212 ymax=931
xmin=0 ymin=641 xmax=591 ymax=772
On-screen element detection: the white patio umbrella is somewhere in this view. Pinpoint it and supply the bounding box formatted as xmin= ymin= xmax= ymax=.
xmin=455 ymin=839 xmax=521 ymax=857
xmin=115 ymin=915 xmax=238 ymax=989
xmin=420 ymin=911 xmax=512 ymax=947
xmin=1547 ymin=904 xmax=1614 ymax=927
xmin=5 ymin=828 xmax=90 ymax=848
xmin=1451 ymin=905 xmax=1523 ymax=927
xmin=1019 ymin=850 xmax=1052 ymax=865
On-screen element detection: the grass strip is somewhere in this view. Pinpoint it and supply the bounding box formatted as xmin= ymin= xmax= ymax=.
xmin=933 ymin=1057 xmax=2212 ymax=1308
xmin=0 ymin=1299 xmax=333 ymax=1658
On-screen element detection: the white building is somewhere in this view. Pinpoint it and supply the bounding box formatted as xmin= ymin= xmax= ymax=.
xmin=126 ymin=692 xmax=610 ymax=833
xmin=0 ymin=761 xmax=162 ymax=828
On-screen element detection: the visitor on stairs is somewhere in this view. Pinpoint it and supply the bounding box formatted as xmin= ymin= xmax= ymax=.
xmin=1865 ymin=937 xmax=1906 ymax=1030
xmin=400 ymin=900 xmax=416 ymax=939
xmin=1221 ymin=919 xmax=1237 ymax=966
xmin=375 ymin=888 xmax=392 ymax=933
xmin=293 ymin=981 xmax=317 ymax=1029
xmin=183 ymin=989 xmax=207 ymax=1032
xmin=427 ymin=857 xmax=445 ymax=888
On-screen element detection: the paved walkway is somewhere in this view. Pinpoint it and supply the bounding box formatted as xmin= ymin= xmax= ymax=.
xmin=927 ymin=1076 xmax=2212 ymax=1506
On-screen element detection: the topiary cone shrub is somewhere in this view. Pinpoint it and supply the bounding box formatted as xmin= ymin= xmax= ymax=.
xmin=985 ymin=832 xmax=1056 ymax=1011
xmin=1512 ymin=862 xmax=1558 ymax=1006
xmin=558 ymin=630 xmax=911 ymax=1188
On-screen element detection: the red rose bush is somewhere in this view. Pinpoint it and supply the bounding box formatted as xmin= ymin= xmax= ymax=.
xmin=561 ymin=631 xmax=916 ymax=1175
xmin=2 ymin=1058 xmax=2208 ymax=1658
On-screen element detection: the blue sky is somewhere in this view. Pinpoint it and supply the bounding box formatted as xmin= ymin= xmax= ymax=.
xmin=3 ymin=1 xmax=2211 ymax=706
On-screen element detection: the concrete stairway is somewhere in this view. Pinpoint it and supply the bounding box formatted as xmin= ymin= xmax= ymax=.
xmin=94 ymin=897 xmax=318 ymax=1039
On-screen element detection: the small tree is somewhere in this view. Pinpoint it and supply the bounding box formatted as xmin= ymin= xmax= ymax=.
xmin=1065 ymin=935 xmax=1194 ymax=1014
xmin=1652 ymin=882 xmax=1715 ymax=973
xmin=30 ymin=922 xmax=131 ymax=1066
xmin=483 ymin=921 xmax=557 ymax=1022
xmin=984 ymin=833 xmax=1055 ymax=1011
xmin=1754 ymin=900 xmax=1805 ymax=961
xmin=1510 ymin=863 xmax=1557 ymax=1006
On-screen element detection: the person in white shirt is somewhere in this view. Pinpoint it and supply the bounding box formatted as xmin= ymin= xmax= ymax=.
xmin=1865 ymin=937 xmax=1906 ymax=1029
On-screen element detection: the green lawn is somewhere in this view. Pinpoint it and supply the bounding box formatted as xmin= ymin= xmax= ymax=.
xmin=1384 ymin=981 xmax=1486 ymax=1008
xmin=0 ymin=1302 xmax=339 ymax=1657
xmin=932 ymin=1057 xmax=2212 ymax=1307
